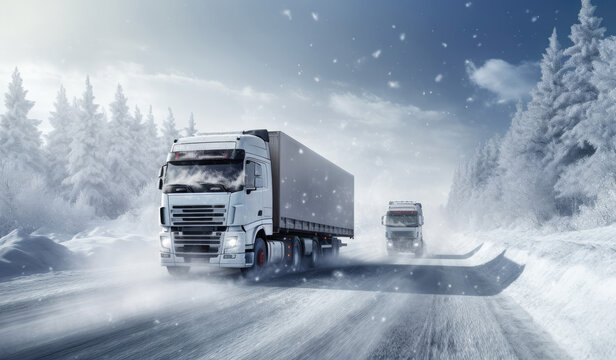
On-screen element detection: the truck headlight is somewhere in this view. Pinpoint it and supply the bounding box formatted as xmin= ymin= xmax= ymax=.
xmin=224 ymin=236 xmax=242 ymax=253
xmin=160 ymin=234 xmax=171 ymax=249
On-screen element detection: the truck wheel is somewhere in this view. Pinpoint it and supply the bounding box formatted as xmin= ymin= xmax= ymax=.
xmin=241 ymin=237 xmax=267 ymax=279
xmin=167 ymin=266 xmax=190 ymax=277
xmin=332 ymin=243 xmax=339 ymax=258
xmin=290 ymin=237 xmax=302 ymax=272
xmin=308 ymin=240 xmax=321 ymax=268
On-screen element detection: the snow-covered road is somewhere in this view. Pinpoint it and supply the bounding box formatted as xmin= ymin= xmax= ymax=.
xmin=0 ymin=246 xmax=569 ymax=360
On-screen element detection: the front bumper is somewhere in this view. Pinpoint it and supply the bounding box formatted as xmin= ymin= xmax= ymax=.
xmin=387 ymin=238 xmax=422 ymax=252
xmin=160 ymin=229 xmax=250 ymax=268
xmin=160 ymin=252 xmax=249 ymax=268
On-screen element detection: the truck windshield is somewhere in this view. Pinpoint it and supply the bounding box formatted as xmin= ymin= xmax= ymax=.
xmin=164 ymin=161 xmax=244 ymax=193
xmin=385 ymin=212 xmax=419 ymax=227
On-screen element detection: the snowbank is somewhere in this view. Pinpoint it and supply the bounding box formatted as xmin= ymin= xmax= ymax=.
xmin=62 ymin=201 xmax=159 ymax=267
xmin=453 ymin=225 xmax=616 ymax=359
xmin=0 ymin=230 xmax=78 ymax=278
xmin=0 ymin=202 xmax=159 ymax=278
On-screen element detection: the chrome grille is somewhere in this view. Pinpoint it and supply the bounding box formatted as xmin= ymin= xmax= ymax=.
xmin=170 ymin=205 xmax=226 ymax=226
xmin=173 ymin=228 xmax=222 ymax=256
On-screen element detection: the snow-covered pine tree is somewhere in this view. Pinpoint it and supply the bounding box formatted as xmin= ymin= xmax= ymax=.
xmin=185 ymin=112 xmax=197 ymax=137
xmin=548 ymin=0 xmax=605 ymax=215
xmin=161 ymin=107 xmax=180 ymax=145
xmin=46 ymin=85 xmax=75 ymax=197
xmin=64 ymin=77 xmax=112 ymax=217
xmin=0 ymin=69 xmax=44 ymax=233
xmin=130 ymin=105 xmax=149 ymax=188
xmin=447 ymin=135 xmax=502 ymax=228
xmin=160 ymin=107 xmax=179 ymax=158
xmin=0 ymin=68 xmax=44 ymax=174
xmin=557 ymin=37 xmax=616 ymax=210
xmin=498 ymin=29 xmax=566 ymax=223
xmin=106 ymin=84 xmax=140 ymax=213
xmin=144 ymin=105 xmax=164 ymax=168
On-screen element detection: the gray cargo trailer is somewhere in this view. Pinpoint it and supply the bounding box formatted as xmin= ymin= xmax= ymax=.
xmin=269 ymin=131 xmax=354 ymax=237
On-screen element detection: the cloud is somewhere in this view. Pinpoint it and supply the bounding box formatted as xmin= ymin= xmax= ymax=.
xmin=329 ymin=93 xmax=442 ymax=128
xmin=466 ymin=58 xmax=539 ymax=102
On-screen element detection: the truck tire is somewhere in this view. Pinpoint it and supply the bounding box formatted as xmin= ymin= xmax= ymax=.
xmin=167 ymin=266 xmax=190 ymax=277
xmin=241 ymin=237 xmax=267 ymax=279
xmin=290 ymin=237 xmax=302 ymax=272
xmin=308 ymin=240 xmax=321 ymax=268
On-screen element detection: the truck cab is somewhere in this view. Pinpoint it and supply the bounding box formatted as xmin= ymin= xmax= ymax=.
xmin=381 ymin=201 xmax=424 ymax=256
xmin=158 ymin=130 xmax=273 ymax=276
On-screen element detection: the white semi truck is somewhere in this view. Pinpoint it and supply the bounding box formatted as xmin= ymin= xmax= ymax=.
xmin=381 ymin=201 xmax=424 ymax=256
xmin=157 ymin=130 xmax=354 ymax=277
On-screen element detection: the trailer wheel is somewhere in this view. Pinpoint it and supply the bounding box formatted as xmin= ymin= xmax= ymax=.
xmin=167 ymin=266 xmax=190 ymax=277
xmin=290 ymin=237 xmax=302 ymax=272
xmin=308 ymin=240 xmax=321 ymax=268
xmin=332 ymin=241 xmax=340 ymax=258
xmin=241 ymin=237 xmax=267 ymax=279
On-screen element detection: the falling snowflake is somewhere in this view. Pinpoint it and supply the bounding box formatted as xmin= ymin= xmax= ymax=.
xmin=399 ymin=33 xmax=406 ymax=41
xmin=281 ymin=9 xmax=292 ymax=20
xmin=311 ymin=12 xmax=319 ymax=21
xmin=434 ymin=74 xmax=443 ymax=82
xmin=388 ymin=81 xmax=400 ymax=89
xmin=372 ymin=49 xmax=382 ymax=58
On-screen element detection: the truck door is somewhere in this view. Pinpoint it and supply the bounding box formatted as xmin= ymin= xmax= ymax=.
xmin=245 ymin=159 xmax=266 ymax=225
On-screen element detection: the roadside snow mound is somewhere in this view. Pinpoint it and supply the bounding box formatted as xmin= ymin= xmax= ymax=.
xmin=64 ymin=230 xmax=156 ymax=267
xmin=61 ymin=200 xmax=159 ymax=267
xmin=453 ymin=225 xmax=616 ymax=359
xmin=0 ymin=230 xmax=78 ymax=278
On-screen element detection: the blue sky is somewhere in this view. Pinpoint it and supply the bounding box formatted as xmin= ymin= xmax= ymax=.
xmin=1 ymin=0 xmax=615 ymax=219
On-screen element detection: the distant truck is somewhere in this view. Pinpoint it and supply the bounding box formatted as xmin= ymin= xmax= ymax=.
xmin=157 ymin=130 xmax=354 ymax=277
xmin=381 ymin=201 xmax=424 ymax=256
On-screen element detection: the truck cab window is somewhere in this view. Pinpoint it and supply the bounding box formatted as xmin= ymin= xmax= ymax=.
xmin=254 ymin=163 xmax=264 ymax=188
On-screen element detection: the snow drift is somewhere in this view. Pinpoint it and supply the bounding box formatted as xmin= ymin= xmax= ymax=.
xmin=0 ymin=230 xmax=78 ymax=278
xmin=452 ymin=226 xmax=616 ymax=359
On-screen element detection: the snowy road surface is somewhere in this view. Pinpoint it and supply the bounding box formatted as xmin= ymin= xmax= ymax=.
xmin=0 ymin=247 xmax=569 ymax=359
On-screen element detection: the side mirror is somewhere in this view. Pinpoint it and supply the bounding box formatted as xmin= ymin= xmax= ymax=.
xmin=245 ymin=161 xmax=256 ymax=193
xmin=381 ymin=215 xmax=385 ymax=225
xmin=157 ymin=165 xmax=166 ymax=190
